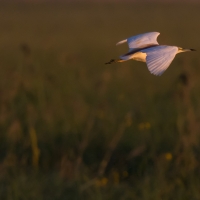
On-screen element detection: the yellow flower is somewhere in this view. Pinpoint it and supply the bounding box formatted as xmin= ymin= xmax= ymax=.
xmin=138 ymin=122 xmax=151 ymax=130
xmin=165 ymin=153 xmax=172 ymax=160
xmin=138 ymin=123 xmax=145 ymax=130
xmin=95 ymin=177 xmax=108 ymax=187
xmin=101 ymin=177 xmax=108 ymax=186
xmin=145 ymin=122 xmax=151 ymax=129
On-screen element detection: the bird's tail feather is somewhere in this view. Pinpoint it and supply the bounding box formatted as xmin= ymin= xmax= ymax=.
xmin=116 ymin=39 xmax=127 ymax=46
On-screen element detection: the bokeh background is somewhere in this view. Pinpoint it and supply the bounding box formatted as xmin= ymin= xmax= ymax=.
xmin=0 ymin=0 xmax=200 ymax=199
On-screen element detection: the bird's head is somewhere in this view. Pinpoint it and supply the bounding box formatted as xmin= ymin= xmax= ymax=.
xmin=178 ymin=47 xmax=196 ymax=53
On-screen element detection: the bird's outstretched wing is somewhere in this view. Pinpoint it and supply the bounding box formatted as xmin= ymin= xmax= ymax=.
xmin=142 ymin=45 xmax=178 ymax=76
xmin=116 ymin=32 xmax=160 ymax=50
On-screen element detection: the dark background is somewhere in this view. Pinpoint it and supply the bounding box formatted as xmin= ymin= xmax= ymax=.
xmin=0 ymin=1 xmax=200 ymax=199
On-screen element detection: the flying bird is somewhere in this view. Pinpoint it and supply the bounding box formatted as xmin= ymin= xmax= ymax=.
xmin=105 ymin=32 xmax=196 ymax=76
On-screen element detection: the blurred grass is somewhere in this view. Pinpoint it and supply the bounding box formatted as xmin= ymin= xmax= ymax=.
xmin=0 ymin=2 xmax=200 ymax=199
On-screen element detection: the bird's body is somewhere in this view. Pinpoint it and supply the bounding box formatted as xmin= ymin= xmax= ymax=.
xmin=122 ymin=51 xmax=147 ymax=62
xmin=105 ymin=32 xmax=195 ymax=76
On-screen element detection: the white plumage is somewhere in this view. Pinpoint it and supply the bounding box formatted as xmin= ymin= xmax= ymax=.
xmin=142 ymin=45 xmax=178 ymax=76
xmin=106 ymin=32 xmax=195 ymax=76
xmin=117 ymin=32 xmax=160 ymax=50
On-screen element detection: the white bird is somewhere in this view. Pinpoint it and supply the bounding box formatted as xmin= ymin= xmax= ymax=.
xmin=105 ymin=32 xmax=196 ymax=76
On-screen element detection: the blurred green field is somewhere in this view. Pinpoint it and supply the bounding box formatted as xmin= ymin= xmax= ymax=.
xmin=0 ymin=2 xmax=200 ymax=199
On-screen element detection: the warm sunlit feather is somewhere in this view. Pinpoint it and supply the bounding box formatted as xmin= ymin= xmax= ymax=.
xmin=106 ymin=32 xmax=195 ymax=76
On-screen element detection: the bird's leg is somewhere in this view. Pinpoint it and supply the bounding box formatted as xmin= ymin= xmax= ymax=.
xmin=105 ymin=59 xmax=125 ymax=64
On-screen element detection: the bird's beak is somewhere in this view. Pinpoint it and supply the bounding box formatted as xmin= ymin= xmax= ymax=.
xmin=183 ymin=48 xmax=196 ymax=52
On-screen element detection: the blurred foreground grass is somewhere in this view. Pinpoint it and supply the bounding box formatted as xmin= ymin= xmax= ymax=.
xmin=0 ymin=2 xmax=200 ymax=199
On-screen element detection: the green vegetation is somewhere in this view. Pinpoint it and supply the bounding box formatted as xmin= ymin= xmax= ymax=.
xmin=0 ymin=2 xmax=200 ymax=199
